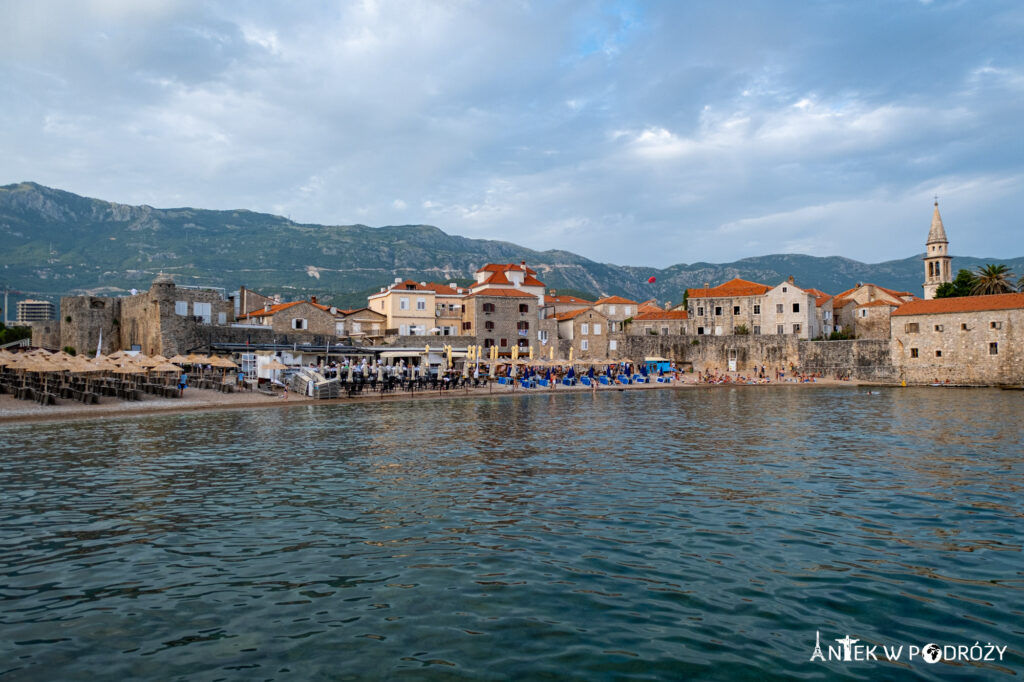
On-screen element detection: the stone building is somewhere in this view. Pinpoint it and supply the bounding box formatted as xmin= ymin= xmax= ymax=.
xmin=762 ymin=278 xmax=820 ymax=339
xmin=891 ymin=293 xmax=1024 ymax=385
xmin=805 ymin=288 xmax=836 ymax=337
xmin=686 ymin=278 xmax=771 ymax=336
xmin=51 ymin=273 xmax=236 ymax=357
xmin=367 ymin=279 xmax=468 ymax=336
xmin=923 ymin=200 xmax=952 ymax=300
xmin=593 ymin=296 xmax=638 ymax=333
xmin=554 ymin=308 xmax=610 ymax=360
xmin=832 ymin=283 xmax=916 ymax=339
xmin=236 ymin=298 xmax=339 ymax=336
xmin=542 ymin=293 xmax=593 ymax=316
xmin=463 ymin=288 xmax=540 ymax=354
xmin=628 ymin=310 xmax=689 ymax=337
xmin=470 ymin=262 xmax=546 ymax=299
xmin=337 ymin=308 xmax=387 ymax=345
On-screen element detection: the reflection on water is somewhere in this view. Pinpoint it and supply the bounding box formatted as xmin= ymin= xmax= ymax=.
xmin=1 ymin=388 xmax=1022 ymax=680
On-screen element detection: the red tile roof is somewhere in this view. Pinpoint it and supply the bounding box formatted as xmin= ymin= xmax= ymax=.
xmin=856 ymin=300 xmax=898 ymax=309
xmin=687 ymin=277 xmax=771 ymax=299
xmin=803 ymin=288 xmax=833 ymax=307
xmin=594 ymin=295 xmax=638 ymax=305
xmin=892 ymin=293 xmax=1024 ymax=316
xmin=553 ymin=308 xmax=594 ymax=321
xmin=475 ymin=263 xmax=545 ymax=288
xmin=637 ymin=303 xmax=663 ymax=314
xmin=469 ymin=287 xmax=538 ymax=298
xmin=544 ymin=295 xmax=592 ymax=305
xmin=635 ymin=310 xmax=689 ymax=320
xmin=237 ymin=299 xmax=331 ymax=320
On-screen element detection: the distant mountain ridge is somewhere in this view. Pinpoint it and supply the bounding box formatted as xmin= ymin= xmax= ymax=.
xmin=2 ymin=182 xmax=1022 ymax=309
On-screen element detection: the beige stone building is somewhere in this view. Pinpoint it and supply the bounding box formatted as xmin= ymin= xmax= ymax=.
xmin=685 ymin=278 xmax=771 ymax=336
xmin=367 ymin=279 xmax=468 ymax=336
xmin=554 ymin=308 xmax=610 ymax=360
xmin=628 ymin=310 xmax=689 ymax=337
xmin=236 ymin=298 xmax=339 ymax=336
xmin=762 ymin=278 xmax=820 ymax=339
xmin=470 ymin=262 xmax=546 ymax=300
xmin=891 ymin=293 xmax=1024 ymax=385
xmin=463 ymin=288 xmax=539 ymax=354
xmin=593 ymin=296 xmax=638 ymax=333
xmin=337 ymin=308 xmax=387 ymax=344
xmin=805 ymin=288 xmax=836 ymax=337
xmin=832 ymin=283 xmax=916 ymax=339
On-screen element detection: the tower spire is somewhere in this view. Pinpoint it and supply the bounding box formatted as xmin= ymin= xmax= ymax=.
xmin=927 ymin=198 xmax=948 ymax=244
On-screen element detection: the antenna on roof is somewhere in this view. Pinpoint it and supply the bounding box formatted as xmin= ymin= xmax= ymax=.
xmin=934 ymin=194 xmax=939 ymax=207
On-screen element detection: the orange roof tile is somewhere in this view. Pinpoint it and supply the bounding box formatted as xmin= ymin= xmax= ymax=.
xmin=687 ymin=277 xmax=771 ymax=299
xmin=635 ymin=310 xmax=689 ymax=320
xmin=554 ymin=308 xmax=595 ymax=321
xmin=892 ymin=293 xmax=1024 ymax=316
xmin=477 ymin=263 xmax=539 ymax=276
xmin=637 ymin=303 xmax=663 ymax=314
xmin=544 ymin=295 xmax=592 ymax=305
xmin=237 ymin=299 xmax=331 ymax=320
xmin=803 ymin=288 xmax=833 ymax=307
xmin=594 ymin=295 xmax=639 ymax=305
xmin=469 ymin=288 xmax=537 ymax=298
xmin=856 ymin=300 xmax=898 ymax=309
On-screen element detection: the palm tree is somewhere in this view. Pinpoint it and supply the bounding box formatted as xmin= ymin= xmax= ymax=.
xmin=971 ymin=264 xmax=1017 ymax=296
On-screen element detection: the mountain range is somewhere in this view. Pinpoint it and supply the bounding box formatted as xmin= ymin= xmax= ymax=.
xmin=2 ymin=182 xmax=1021 ymax=310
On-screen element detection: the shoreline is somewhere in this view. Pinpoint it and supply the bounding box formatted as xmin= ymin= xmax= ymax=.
xmin=1 ymin=377 xmax=867 ymax=426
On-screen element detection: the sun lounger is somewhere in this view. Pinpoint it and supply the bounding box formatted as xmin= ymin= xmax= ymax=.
xmin=537 ymin=379 xmax=549 ymax=387
xmin=599 ymin=376 xmax=610 ymax=385
xmin=580 ymin=377 xmax=591 ymax=386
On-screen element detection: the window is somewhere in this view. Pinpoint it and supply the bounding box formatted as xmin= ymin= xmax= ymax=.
xmin=697 ymin=326 xmax=705 ymax=335
xmin=462 ymin=321 xmax=472 ymax=330
xmin=483 ymin=303 xmax=495 ymax=313
xmin=934 ymin=324 xmax=943 ymax=332
xmin=905 ymin=323 xmax=919 ymax=333
xmin=218 ymin=312 xmax=227 ymax=325
xmin=792 ymin=303 xmax=800 ymax=313
xmin=581 ymin=339 xmax=589 ymax=351
xmin=754 ymin=304 xmax=760 ymax=315
xmin=935 ymin=350 xmax=942 ymax=358
xmin=292 ymin=318 xmax=308 ymax=330
xmin=593 ymin=323 xmax=601 ymax=335
xmin=519 ymin=303 xmax=529 ymax=313
xmin=824 ymin=311 xmax=831 ymax=320
xmin=500 ymin=338 xmax=508 ymax=347
xmin=991 ymin=321 xmax=1002 ymax=329
xmin=399 ymin=324 xmax=409 ymax=335
xmin=753 ymin=325 xmax=760 ymax=335
xmin=538 ymin=330 xmax=548 ymax=342
xmin=351 ymin=322 xmax=362 ymax=333
xmin=517 ymin=321 xmax=529 ymax=331
xmin=609 ymin=339 xmax=617 ymax=351
xmin=175 ymin=300 xmax=188 ymax=316
xmin=608 ymin=305 xmax=616 ymax=315
xmin=483 ymin=338 xmax=494 ymax=348
xmin=662 ymin=326 xmax=670 ymax=335
xmin=399 ymin=297 xmax=410 ymax=310
xmin=910 ymin=348 xmax=919 ymax=358
xmin=624 ymin=306 xmax=632 ymax=316
xmin=336 ymin=322 xmax=345 ymax=336
xmin=776 ymin=304 xmax=784 ymax=314
xmin=990 ymin=342 xmax=999 ymax=355
xmin=609 ymin=321 xmax=618 ymax=332
xmin=777 ymin=324 xmax=784 ymax=335
xmin=961 ymin=323 xmax=968 ymax=331
xmin=193 ymin=302 xmax=211 ymax=323
xmin=715 ymin=306 xmax=722 ymax=316
xmin=697 ymin=306 xmax=705 ymax=316
xmin=581 ymin=323 xmax=589 ymax=335
xmin=733 ymin=306 xmax=740 ymax=315
xmin=416 ymin=297 xmax=426 ymax=311
xmin=859 ymin=309 xmax=868 ymax=318
xmin=792 ymin=323 xmax=801 ymax=334
xmin=782 ymin=286 xmax=788 ymax=293
xmin=485 ymin=321 xmax=495 ymax=331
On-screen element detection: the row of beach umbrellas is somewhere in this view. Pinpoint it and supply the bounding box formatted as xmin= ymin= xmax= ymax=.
xmin=0 ymin=349 xmax=237 ymax=376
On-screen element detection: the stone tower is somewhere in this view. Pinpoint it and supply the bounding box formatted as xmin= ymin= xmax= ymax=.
xmin=922 ymin=200 xmax=951 ymax=300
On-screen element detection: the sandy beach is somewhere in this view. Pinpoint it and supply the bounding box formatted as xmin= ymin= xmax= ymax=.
xmin=0 ymin=375 xmax=855 ymax=426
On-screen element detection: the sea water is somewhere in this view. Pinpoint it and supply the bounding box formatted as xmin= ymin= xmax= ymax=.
xmin=1 ymin=387 xmax=1022 ymax=680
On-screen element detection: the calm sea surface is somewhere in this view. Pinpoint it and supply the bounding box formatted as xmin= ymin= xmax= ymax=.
xmin=1 ymin=387 xmax=1022 ymax=681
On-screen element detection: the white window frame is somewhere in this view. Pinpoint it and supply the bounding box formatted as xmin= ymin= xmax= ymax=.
xmin=581 ymin=339 xmax=589 ymax=351
xmin=609 ymin=339 xmax=617 ymax=351
xmin=292 ymin=318 xmax=308 ymax=330
xmin=193 ymin=301 xmax=212 ymax=324
xmin=608 ymin=305 xmax=616 ymax=315
xmin=217 ymin=312 xmax=227 ymax=325
xmin=175 ymin=300 xmax=188 ymax=316
xmin=593 ymin=323 xmax=601 ymax=335
xmin=580 ymin=322 xmax=589 ymax=335
xmin=399 ymin=297 xmax=410 ymax=311
xmin=416 ymin=297 xmax=426 ymax=311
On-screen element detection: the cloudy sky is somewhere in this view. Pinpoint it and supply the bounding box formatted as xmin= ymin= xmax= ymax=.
xmin=2 ymin=0 xmax=1022 ymax=267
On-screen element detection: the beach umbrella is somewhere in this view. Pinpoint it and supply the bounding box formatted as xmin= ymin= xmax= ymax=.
xmin=168 ymin=354 xmax=190 ymax=365
xmin=266 ymin=359 xmax=289 ymax=370
xmin=150 ymin=362 xmax=182 ymax=373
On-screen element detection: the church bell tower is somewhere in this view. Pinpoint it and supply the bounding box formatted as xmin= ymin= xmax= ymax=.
xmin=923 ymin=199 xmax=952 ymax=300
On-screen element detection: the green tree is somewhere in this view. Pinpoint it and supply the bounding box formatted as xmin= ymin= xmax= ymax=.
xmin=971 ymin=264 xmax=1017 ymax=296
xmin=934 ymin=269 xmax=977 ymax=298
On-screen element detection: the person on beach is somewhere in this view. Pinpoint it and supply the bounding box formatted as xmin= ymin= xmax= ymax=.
xmin=178 ymin=371 xmax=188 ymax=395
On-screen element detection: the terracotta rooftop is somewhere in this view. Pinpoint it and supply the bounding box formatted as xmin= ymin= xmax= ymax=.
xmin=544 ymin=295 xmax=592 ymax=305
xmin=468 ymin=287 xmax=538 ymax=298
xmin=594 ymin=295 xmax=638 ymax=305
xmin=856 ymin=300 xmax=899 ymax=309
xmin=892 ymin=293 xmax=1024 ymax=317
xmin=635 ymin=310 xmax=689 ymax=320
xmin=687 ymin=277 xmax=771 ymax=299
xmin=237 ymin=299 xmax=331 ymax=320
xmin=804 ymin=288 xmax=833 ymax=307
xmin=552 ymin=308 xmax=595 ymax=321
